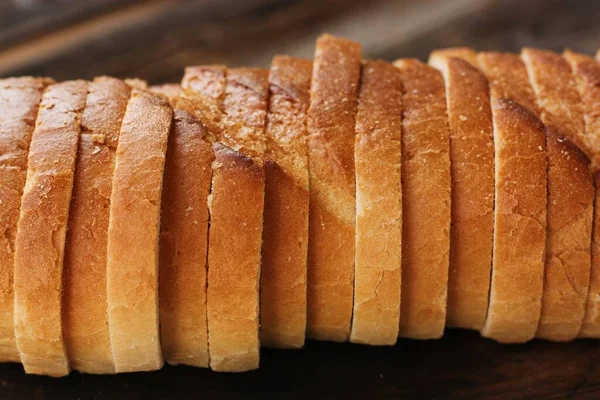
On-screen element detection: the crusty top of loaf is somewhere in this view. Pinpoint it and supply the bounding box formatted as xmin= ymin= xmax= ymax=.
xmin=477 ymin=52 xmax=540 ymax=116
xmin=563 ymin=50 xmax=600 ymax=171
xmin=222 ymin=68 xmax=269 ymax=162
xmin=521 ymin=48 xmax=587 ymax=153
xmin=265 ymin=56 xmax=312 ymax=189
xmin=181 ymin=65 xmax=267 ymax=162
xmin=149 ymin=84 xmax=182 ymax=101
xmin=0 ymin=77 xmax=54 ymax=168
xmin=429 ymin=47 xmax=478 ymax=68
xmin=307 ymin=34 xmax=361 ymax=223
xmin=181 ymin=65 xmax=227 ymax=139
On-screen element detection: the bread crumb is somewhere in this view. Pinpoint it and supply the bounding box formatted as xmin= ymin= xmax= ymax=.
xmin=92 ymin=134 xmax=106 ymax=144
xmin=459 ymin=115 xmax=468 ymax=121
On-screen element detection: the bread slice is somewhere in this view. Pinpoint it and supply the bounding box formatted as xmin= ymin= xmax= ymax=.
xmin=306 ymin=34 xmax=361 ymax=342
xmin=13 ymin=80 xmax=88 ymax=377
xmin=429 ymin=53 xmax=495 ymax=331
xmin=155 ymin=91 xmax=214 ymax=367
xmin=477 ymin=52 xmax=547 ymax=343
xmin=563 ymin=50 xmax=600 ymax=338
xmin=393 ymin=59 xmax=451 ymax=339
xmin=148 ymin=84 xmax=213 ymax=366
xmin=0 ymin=77 xmax=51 ymax=363
xmin=261 ymin=55 xmax=311 ymax=349
xmin=350 ymin=60 xmax=403 ymax=345
xmin=210 ymin=67 xmax=267 ymax=371
xmin=522 ymin=48 xmax=594 ymax=341
xmin=181 ymin=66 xmax=267 ymax=371
xmin=62 ymin=77 xmax=130 ymax=374
xmin=106 ymin=88 xmax=172 ymax=372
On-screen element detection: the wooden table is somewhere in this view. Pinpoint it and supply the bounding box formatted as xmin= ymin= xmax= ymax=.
xmin=1 ymin=0 xmax=599 ymax=398
xmin=1 ymin=330 xmax=599 ymax=399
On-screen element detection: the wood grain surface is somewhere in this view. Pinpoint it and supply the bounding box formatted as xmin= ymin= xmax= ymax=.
xmin=0 ymin=331 xmax=599 ymax=399
xmin=1 ymin=0 xmax=600 ymax=398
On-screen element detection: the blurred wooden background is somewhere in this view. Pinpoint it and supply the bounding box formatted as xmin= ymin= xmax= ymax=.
xmin=1 ymin=0 xmax=599 ymax=84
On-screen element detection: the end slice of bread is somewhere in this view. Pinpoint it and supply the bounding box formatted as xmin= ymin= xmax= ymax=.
xmin=0 ymin=77 xmax=51 ymax=363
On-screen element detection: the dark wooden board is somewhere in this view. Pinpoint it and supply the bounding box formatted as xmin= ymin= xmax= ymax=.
xmin=1 ymin=331 xmax=599 ymax=399
xmin=1 ymin=0 xmax=600 ymax=398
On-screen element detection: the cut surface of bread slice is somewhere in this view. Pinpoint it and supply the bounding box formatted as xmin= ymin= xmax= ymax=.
xmin=563 ymin=50 xmax=600 ymax=338
xmin=350 ymin=60 xmax=403 ymax=345
xmin=149 ymin=84 xmax=213 ymax=366
xmin=429 ymin=53 xmax=495 ymax=331
xmin=522 ymin=48 xmax=594 ymax=341
xmin=261 ymin=55 xmax=311 ymax=349
xmin=0 ymin=77 xmax=51 ymax=363
xmin=157 ymin=95 xmax=213 ymax=367
xmin=63 ymin=77 xmax=130 ymax=374
xmin=181 ymin=66 xmax=267 ymax=371
xmin=306 ymin=34 xmax=361 ymax=342
xmin=478 ymin=51 xmax=548 ymax=342
xmin=106 ymin=88 xmax=172 ymax=372
xmin=394 ymin=59 xmax=451 ymax=339
xmin=13 ymin=80 xmax=88 ymax=377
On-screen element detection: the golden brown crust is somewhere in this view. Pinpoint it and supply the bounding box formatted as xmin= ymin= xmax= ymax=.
xmin=13 ymin=80 xmax=88 ymax=377
xmin=261 ymin=56 xmax=311 ymax=349
xmin=429 ymin=47 xmax=479 ymax=68
xmin=149 ymin=84 xmax=182 ymax=101
xmin=159 ymin=108 xmax=213 ymax=367
xmin=63 ymin=77 xmax=130 ymax=374
xmin=350 ymin=60 xmax=402 ymax=345
xmin=522 ymin=48 xmax=594 ymax=341
xmin=430 ymin=55 xmax=495 ymax=331
xmin=0 ymin=77 xmax=51 ymax=363
xmin=394 ymin=59 xmax=451 ymax=339
xmin=223 ymin=68 xmax=269 ymax=162
xmin=477 ymin=52 xmax=540 ymax=116
xmin=563 ymin=50 xmax=600 ymax=171
xmin=477 ymin=53 xmax=548 ymax=343
xmin=564 ymin=50 xmax=600 ymax=338
xmin=207 ymin=142 xmax=264 ymax=371
xmin=180 ymin=65 xmax=229 ymax=142
xmin=522 ymin=49 xmax=587 ymax=153
xmin=306 ymin=34 xmax=361 ymax=342
xmin=106 ymin=89 xmax=172 ymax=372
